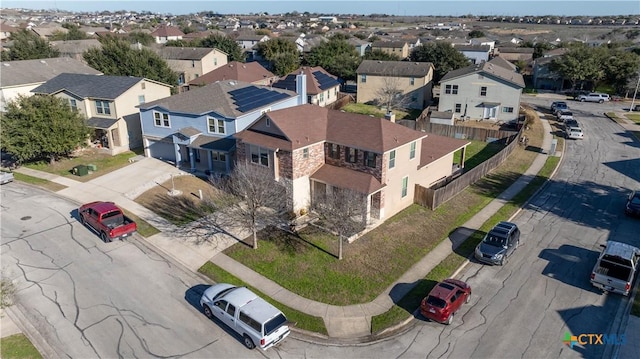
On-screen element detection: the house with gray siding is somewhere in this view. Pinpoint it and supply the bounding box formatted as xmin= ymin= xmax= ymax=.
xmin=438 ymin=57 xmax=525 ymax=122
xmin=138 ymin=76 xmax=307 ymax=174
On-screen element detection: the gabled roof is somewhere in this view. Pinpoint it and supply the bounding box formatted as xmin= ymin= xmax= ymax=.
xmin=488 ymin=56 xmax=518 ymax=71
xmin=139 ymin=80 xmax=297 ymax=118
xmin=454 ymin=45 xmax=491 ymax=52
xmin=182 ymin=29 xmax=226 ymax=40
xmin=0 ymin=58 xmax=102 ymax=88
xmin=31 ymin=73 xmax=145 ymax=99
xmin=372 ymin=40 xmax=408 ymax=48
xmin=151 ymin=25 xmax=184 ymax=37
xmin=272 ymin=66 xmax=340 ymax=95
xmin=419 ymin=135 xmax=469 ymax=168
xmin=440 ymin=58 xmax=525 ymax=88
xmin=50 ymin=39 xmax=102 ymax=54
xmin=236 ymin=104 xmax=427 ymax=153
xmin=157 ymin=46 xmax=223 ymax=60
xmin=356 ymin=60 xmax=434 ymax=77
xmin=188 ymin=61 xmax=274 ymax=86
xmin=311 ymin=164 xmax=384 ymax=194
xmin=497 ymin=47 xmax=534 ymax=54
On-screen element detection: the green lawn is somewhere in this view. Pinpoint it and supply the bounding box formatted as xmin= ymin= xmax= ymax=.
xmin=454 ymin=140 xmax=506 ymax=170
xmin=371 ymin=155 xmax=561 ymax=332
xmin=198 ymin=262 xmax=327 ymax=335
xmin=24 ymin=150 xmax=138 ymax=182
xmin=13 ymin=173 xmax=67 ymax=192
xmin=624 ymin=113 xmax=640 ymax=124
xmin=0 ymin=334 xmax=42 ymax=359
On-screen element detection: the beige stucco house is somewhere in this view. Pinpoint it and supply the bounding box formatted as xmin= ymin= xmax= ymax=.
xmin=371 ymin=40 xmax=410 ymax=59
xmin=356 ymin=60 xmax=435 ymax=110
xmin=438 ymin=57 xmax=525 ymax=122
xmin=235 ymin=104 xmax=469 ymax=224
xmin=31 ymin=73 xmax=172 ymax=155
xmin=272 ymin=66 xmax=341 ymax=107
xmin=150 ymin=25 xmax=184 ymax=44
xmin=157 ymin=47 xmax=229 ymax=87
xmin=0 ymin=57 xmax=102 ymax=112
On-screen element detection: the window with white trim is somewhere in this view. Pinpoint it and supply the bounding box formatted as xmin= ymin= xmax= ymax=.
xmin=69 ymin=99 xmax=77 ymax=111
xmin=250 ymin=145 xmax=269 ymax=167
xmin=138 ymin=95 xmax=145 ymax=104
xmin=95 ymin=100 xmax=111 ymax=115
xmin=364 ymin=151 xmax=376 ymax=167
xmin=361 ymin=74 xmax=367 ymax=83
xmin=455 ymin=103 xmax=462 ymax=113
xmin=346 ymin=147 xmax=358 ymax=163
xmin=445 ymin=85 xmax=458 ymax=95
xmin=207 ymin=117 xmax=225 ymax=134
xmin=409 ymin=141 xmax=416 ymax=159
xmin=480 ymin=86 xmax=487 ymax=96
xmin=389 ymin=150 xmax=396 ymax=169
xmin=153 ymin=111 xmax=170 ymax=128
xmin=303 ymin=148 xmax=309 ymax=159
xmin=410 ymin=77 xmax=415 ymax=85
xmin=503 ymin=107 xmax=514 ymax=113
xmin=401 ymin=176 xmax=408 ymax=198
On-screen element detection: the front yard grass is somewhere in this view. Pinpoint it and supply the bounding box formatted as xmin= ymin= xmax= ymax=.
xmin=0 ymin=333 xmax=42 ymax=359
xmin=624 ymin=113 xmax=640 ymax=124
xmin=119 ymin=209 xmax=160 ymax=238
xmin=198 ymin=262 xmax=327 ymax=335
xmin=24 ymin=148 xmax=138 ymax=183
xmin=221 ymin=107 xmax=545 ymax=308
xmin=13 ymin=173 xmax=67 ymax=192
xmin=454 ymin=140 xmax=507 ymax=171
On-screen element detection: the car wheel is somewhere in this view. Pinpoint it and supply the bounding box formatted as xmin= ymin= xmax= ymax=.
xmin=598 ymin=99 xmax=604 ymax=103
xmin=243 ymin=335 xmax=255 ymax=349
xmin=500 ymin=257 xmax=507 ymax=266
xmin=203 ymin=304 xmax=213 ymax=318
xmin=80 ymin=214 xmax=85 ymax=225
xmin=445 ymin=312 xmax=454 ymax=325
xmin=580 ymin=98 xmax=585 ymax=102
xmin=100 ymin=232 xmax=111 ymax=243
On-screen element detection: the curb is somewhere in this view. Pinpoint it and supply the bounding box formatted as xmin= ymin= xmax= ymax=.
xmin=5 ymin=303 xmax=60 ymax=359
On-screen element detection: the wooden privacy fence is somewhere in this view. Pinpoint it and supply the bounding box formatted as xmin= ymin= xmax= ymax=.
xmin=414 ymin=129 xmax=522 ymax=210
xmin=417 ymin=121 xmax=518 ymax=142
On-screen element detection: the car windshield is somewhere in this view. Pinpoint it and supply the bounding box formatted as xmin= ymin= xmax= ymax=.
xmin=631 ymin=195 xmax=640 ymax=205
xmin=484 ymin=234 xmax=506 ymax=247
xmin=264 ymin=313 xmax=287 ymax=336
xmin=426 ymin=295 xmax=447 ymax=308
xmin=213 ymin=286 xmax=237 ymax=300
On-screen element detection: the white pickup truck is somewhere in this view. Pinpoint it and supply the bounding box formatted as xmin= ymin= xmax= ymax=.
xmin=590 ymin=241 xmax=640 ymax=296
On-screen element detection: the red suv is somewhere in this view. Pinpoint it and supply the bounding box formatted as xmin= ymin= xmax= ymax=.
xmin=420 ymin=279 xmax=471 ymax=325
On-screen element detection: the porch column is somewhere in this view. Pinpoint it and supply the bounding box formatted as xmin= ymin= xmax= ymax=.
xmin=189 ymin=148 xmax=196 ymax=171
xmin=207 ymin=151 xmax=213 ymax=172
xmin=460 ymin=147 xmax=466 ymax=169
xmin=173 ymin=143 xmax=180 ymax=168
xmin=143 ymin=138 xmax=150 ymax=158
xmin=225 ymin=153 xmax=230 ymax=173
xmin=365 ymin=194 xmax=372 ymax=225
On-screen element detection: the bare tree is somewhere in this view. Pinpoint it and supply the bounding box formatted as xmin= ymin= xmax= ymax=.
xmin=210 ymin=162 xmax=288 ymax=249
xmin=311 ymin=187 xmax=367 ymax=260
xmin=375 ymin=76 xmax=410 ymax=114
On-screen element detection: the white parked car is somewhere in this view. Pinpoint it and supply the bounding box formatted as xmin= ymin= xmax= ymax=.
xmin=0 ymin=171 xmax=14 ymax=185
xmin=557 ymin=111 xmax=574 ymax=122
xmin=200 ymin=284 xmax=290 ymax=350
xmin=578 ymin=93 xmax=610 ymax=103
xmin=565 ymin=126 xmax=584 ymax=140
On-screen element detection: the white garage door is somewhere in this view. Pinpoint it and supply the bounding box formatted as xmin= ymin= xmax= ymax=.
xmin=148 ymin=140 xmax=176 ymax=162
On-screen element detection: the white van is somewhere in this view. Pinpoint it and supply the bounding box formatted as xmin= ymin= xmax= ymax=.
xmin=200 ymin=283 xmax=290 ymax=350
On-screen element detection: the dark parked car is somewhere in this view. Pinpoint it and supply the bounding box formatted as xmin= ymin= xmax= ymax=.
xmin=474 ymin=221 xmax=521 ymax=265
xmin=420 ymin=279 xmax=471 ymax=325
xmin=550 ymin=101 xmax=568 ymax=113
xmin=625 ymin=191 xmax=640 ymax=217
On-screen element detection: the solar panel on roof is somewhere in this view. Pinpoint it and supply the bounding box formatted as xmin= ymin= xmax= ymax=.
xmin=313 ymin=71 xmax=340 ymax=90
xmin=233 ymin=87 xmax=291 ymax=113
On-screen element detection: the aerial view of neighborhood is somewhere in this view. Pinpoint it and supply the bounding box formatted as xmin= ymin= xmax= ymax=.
xmin=1 ymin=1 xmax=640 ymax=358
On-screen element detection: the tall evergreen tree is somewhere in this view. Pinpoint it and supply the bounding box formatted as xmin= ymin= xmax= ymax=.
xmin=409 ymin=42 xmax=471 ymax=82
xmin=304 ymin=37 xmax=360 ymax=81
xmin=257 ymin=38 xmax=300 ymax=76
xmin=0 ymin=29 xmax=59 ymax=61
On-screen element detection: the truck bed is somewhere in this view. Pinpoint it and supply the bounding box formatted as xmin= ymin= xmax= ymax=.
xmin=594 ymin=260 xmax=632 ymax=282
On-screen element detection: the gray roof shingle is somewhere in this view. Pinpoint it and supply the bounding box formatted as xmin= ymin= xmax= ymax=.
xmin=31 ymin=73 xmax=143 ymax=99
xmin=139 ymin=80 xmax=297 ymax=118
xmin=356 ymin=60 xmax=434 ymax=77
xmin=440 ymin=58 xmax=525 ymax=88
xmin=0 ymin=57 xmax=102 ymax=88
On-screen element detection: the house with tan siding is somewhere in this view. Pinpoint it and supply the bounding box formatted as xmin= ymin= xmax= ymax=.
xmin=371 ymin=40 xmax=410 ymax=59
xmin=438 ymin=57 xmax=525 ymax=122
xmin=356 ymin=60 xmax=435 ymax=110
xmin=157 ymin=47 xmax=228 ymax=87
xmin=234 ymin=104 xmax=469 ymax=224
xmin=150 ymin=25 xmax=184 ymax=44
xmin=32 ymin=74 xmax=172 ymax=155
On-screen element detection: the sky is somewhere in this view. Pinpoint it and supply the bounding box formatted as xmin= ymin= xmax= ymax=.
xmin=2 ymin=0 xmax=639 ymax=17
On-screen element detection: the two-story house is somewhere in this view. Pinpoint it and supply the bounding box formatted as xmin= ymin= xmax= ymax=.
xmin=370 ymin=41 xmax=410 ymax=59
xmin=356 ymin=60 xmax=435 ymax=110
xmin=0 ymin=57 xmax=102 ymax=112
xmin=272 ymin=66 xmax=341 ymax=107
xmin=187 ymin=61 xmax=277 ymax=88
xmin=453 ymin=44 xmax=491 ymax=64
xmin=234 ymin=33 xmax=270 ymax=61
xmin=138 ymin=76 xmax=307 ymax=174
xmin=31 ymin=73 xmax=172 ymax=155
xmin=157 ymin=47 xmax=229 ymax=87
xmin=234 ymin=104 xmax=469 ymax=223
xmin=150 ymin=25 xmax=184 ymax=44
xmin=438 ymin=57 xmax=525 ymax=122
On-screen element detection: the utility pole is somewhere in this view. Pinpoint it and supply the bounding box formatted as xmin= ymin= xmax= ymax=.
xmin=630 ymin=74 xmax=640 ymax=112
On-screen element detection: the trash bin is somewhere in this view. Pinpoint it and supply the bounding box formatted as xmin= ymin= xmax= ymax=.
xmin=73 ymin=165 xmax=89 ymax=176
xmin=87 ymin=164 xmax=97 ymax=171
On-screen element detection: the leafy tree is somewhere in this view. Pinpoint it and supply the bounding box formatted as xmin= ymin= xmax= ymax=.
xmin=257 ymin=38 xmax=300 ymax=76
xmin=209 ymin=162 xmax=288 ymax=249
xmin=602 ymin=49 xmax=640 ymax=94
xmin=1 ymin=95 xmax=89 ymax=165
xmin=0 ymin=29 xmax=59 ymax=61
xmin=83 ymin=37 xmax=178 ymax=91
xmin=520 ymin=41 xmax=553 ymax=59
xmin=197 ymin=34 xmax=245 ymax=62
xmin=50 ymin=24 xmax=88 ymax=41
xmin=468 ymin=30 xmax=485 ymax=38
xmin=304 ymin=37 xmax=360 ymax=81
xmin=550 ymin=44 xmax=605 ymax=91
xmin=127 ymin=31 xmax=155 ymax=46
xmin=409 ymin=42 xmax=471 ymax=82
xmin=311 ymin=187 xmax=366 ymax=260
xmin=363 ymin=49 xmax=400 ymax=61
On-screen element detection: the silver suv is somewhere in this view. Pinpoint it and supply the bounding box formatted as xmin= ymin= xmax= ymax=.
xmin=578 ymin=93 xmax=610 ymax=103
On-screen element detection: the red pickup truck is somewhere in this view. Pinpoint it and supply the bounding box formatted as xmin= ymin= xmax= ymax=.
xmin=78 ymin=201 xmax=137 ymax=242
